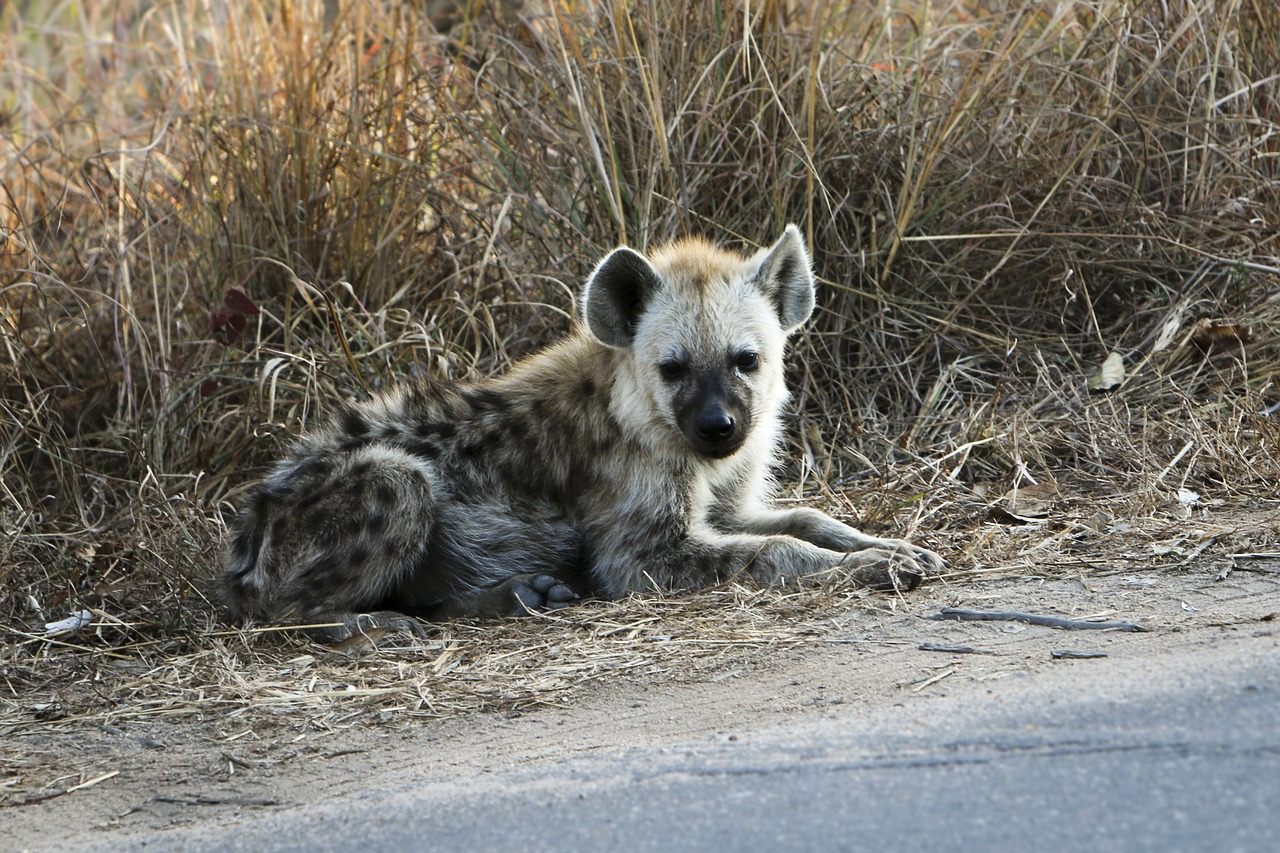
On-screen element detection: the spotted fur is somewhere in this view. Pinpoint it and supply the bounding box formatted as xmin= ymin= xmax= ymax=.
xmin=221 ymin=226 xmax=944 ymax=633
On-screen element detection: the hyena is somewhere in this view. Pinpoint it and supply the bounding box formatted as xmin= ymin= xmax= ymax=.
xmin=221 ymin=226 xmax=944 ymax=637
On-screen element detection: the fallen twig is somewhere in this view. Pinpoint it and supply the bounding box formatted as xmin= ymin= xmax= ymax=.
xmin=909 ymin=668 xmax=956 ymax=692
xmin=65 ymin=771 xmax=120 ymax=793
xmin=917 ymin=643 xmax=998 ymax=655
xmin=2 ymin=770 xmax=123 ymax=808
xmin=1229 ymin=553 xmax=1280 ymax=575
xmin=929 ymin=608 xmax=1148 ymax=632
xmin=1051 ymin=650 xmax=1109 ymax=660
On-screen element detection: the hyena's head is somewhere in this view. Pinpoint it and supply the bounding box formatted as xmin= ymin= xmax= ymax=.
xmin=582 ymin=225 xmax=815 ymax=460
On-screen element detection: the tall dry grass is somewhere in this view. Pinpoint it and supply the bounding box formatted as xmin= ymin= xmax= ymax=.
xmin=2 ymin=0 xmax=1278 ymax=633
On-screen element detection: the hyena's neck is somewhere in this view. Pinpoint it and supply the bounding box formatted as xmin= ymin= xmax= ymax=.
xmin=495 ymin=333 xmax=642 ymax=454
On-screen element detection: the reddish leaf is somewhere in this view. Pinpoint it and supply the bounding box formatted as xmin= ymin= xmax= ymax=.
xmin=200 ymin=378 xmax=227 ymax=398
xmin=211 ymin=306 xmax=241 ymax=346
xmin=224 ymin=287 xmax=260 ymax=316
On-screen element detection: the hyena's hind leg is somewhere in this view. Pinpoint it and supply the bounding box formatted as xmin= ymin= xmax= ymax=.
xmin=431 ymin=573 xmax=579 ymax=620
xmin=301 ymin=572 xmax=579 ymax=644
xmin=303 ymin=572 xmax=579 ymax=644
xmin=410 ymin=502 xmax=587 ymax=620
xmin=221 ymin=445 xmax=442 ymax=639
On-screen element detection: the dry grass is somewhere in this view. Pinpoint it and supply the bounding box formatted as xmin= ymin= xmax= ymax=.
xmin=2 ymin=0 xmax=1279 ymax=748
xmin=2 ymin=582 xmax=869 ymax=731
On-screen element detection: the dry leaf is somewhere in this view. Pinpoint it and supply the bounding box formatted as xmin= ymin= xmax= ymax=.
xmin=44 ymin=610 xmax=93 ymax=637
xmin=1191 ymin=318 xmax=1250 ymax=355
xmin=1087 ymin=352 xmax=1125 ymax=392
xmin=1152 ymin=307 xmax=1185 ymax=354
xmin=1001 ymin=481 xmax=1061 ymax=519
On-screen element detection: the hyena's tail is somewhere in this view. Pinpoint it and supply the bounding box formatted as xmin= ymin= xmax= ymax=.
xmin=220 ymin=488 xmax=273 ymax=621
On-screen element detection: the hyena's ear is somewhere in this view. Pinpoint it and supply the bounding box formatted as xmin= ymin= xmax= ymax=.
xmin=755 ymin=224 xmax=816 ymax=331
xmin=582 ymin=246 xmax=663 ymax=349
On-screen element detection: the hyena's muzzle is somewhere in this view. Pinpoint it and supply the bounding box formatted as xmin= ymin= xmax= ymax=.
xmin=675 ymin=369 xmax=753 ymax=459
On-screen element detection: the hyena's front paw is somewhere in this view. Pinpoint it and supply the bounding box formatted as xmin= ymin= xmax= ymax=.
xmin=861 ymin=538 xmax=946 ymax=578
xmin=505 ymin=573 xmax=580 ymax=615
xmin=840 ymin=548 xmax=932 ymax=593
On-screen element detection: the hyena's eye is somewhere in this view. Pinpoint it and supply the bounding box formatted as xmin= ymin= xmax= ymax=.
xmin=658 ymin=360 xmax=687 ymax=381
xmin=735 ymin=352 xmax=760 ymax=372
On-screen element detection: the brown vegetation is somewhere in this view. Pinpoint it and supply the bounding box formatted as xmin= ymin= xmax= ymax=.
xmin=2 ymin=0 xmax=1278 ymax=741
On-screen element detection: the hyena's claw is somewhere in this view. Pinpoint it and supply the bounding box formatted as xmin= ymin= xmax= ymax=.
xmin=841 ymin=548 xmax=927 ymax=593
xmin=545 ymin=585 xmax=579 ymax=605
xmin=867 ymin=538 xmax=947 ymax=579
xmin=511 ymin=574 xmax=579 ymax=615
xmin=911 ymin=546 xmax=947 ymax=576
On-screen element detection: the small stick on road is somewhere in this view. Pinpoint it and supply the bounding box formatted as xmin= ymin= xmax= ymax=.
xmin=917 ymin=643 xmax=998 ymax=655
xmin=930 ymin=608 xmax=1148 ymax=632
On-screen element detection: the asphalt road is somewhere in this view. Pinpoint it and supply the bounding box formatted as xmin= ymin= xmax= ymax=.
xmin=123 ymin=648 xmax=1280 ymax=853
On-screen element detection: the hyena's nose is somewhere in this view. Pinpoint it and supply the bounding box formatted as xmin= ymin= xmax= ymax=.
xmin=696 ymin=410 xmax=736 ymax=442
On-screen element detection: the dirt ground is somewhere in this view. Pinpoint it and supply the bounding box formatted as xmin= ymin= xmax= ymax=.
xmin=5 ymin=506 xmax=1280 ymax=850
